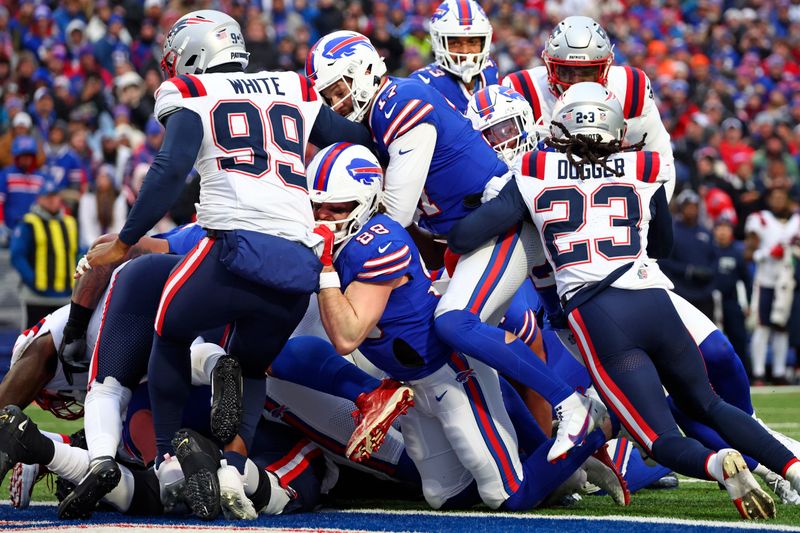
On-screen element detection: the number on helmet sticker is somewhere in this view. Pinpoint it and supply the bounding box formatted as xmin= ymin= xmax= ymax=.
xmin=211 ymin=100 xmax=307 ymax=190
xmin=575 ymin=111 xmax=595 ymax=124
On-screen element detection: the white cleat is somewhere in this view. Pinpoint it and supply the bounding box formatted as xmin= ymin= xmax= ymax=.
xmin=548 ymin=393 xmax=606 ymax=463
xmin=10 ymin=463 xmax=40 ymax=509
xmin=584 ymin=445 xmax=631 ymax=506
xmin=218 ymin=463 xmax=257 ymax=520
xmin=763 ymin=470 xmax=800 ymax=505
xmin=155 ymin=454 xmax=186 ymax=514
xmin=718 ymin=449 xmax=776 ymax=519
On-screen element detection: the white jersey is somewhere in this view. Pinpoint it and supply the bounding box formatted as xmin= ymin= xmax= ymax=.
xmin=154 ymin=71 xmax=323 ymax=247
xmin=503 ymin=65 xmax=676 ymax=198
xmin=513 ymin=150 xmax=674 ymax=300
xmin=745 ymin=210 xmax=800 ymax=288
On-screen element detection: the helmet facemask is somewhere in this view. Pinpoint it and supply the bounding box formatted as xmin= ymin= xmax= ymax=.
xmin=314 ymin=192 xmax=381 ymax=245
xmin=543 ymin=55 xmax=613 ymax=96
xmin=482 ymin=116 xmax=535 ymax=164
xmin=434 ymin=35 xmax=491 ymax=84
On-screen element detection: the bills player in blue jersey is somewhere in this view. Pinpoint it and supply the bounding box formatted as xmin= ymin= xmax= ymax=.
xmin=307 ymin=31 xmax=605 ymax=463
xmin=409 ymin=0 xmax=499 ymax=114
xmin=449 ymin=83 xmax=800 ymax=519
xmin=308 ymin=142 xmax=625 ymax=511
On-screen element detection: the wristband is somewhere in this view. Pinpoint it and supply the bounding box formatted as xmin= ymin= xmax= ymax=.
xmin=319 ymin=271 xmax=341 ymax=290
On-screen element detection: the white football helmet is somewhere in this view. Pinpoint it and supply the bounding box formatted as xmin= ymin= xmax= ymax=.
xmin=466 ymin=85 xmax=537 ymax=164
xmin=430 ymin=0 xmax=493 ymax=84
xmin=542 ymin=16 xmax=614 ymax=95
xmin=306 ymin=31 xmax=387 ymax=123
xmin=307 ymin=143 xmax=383 ymax=244
xmin=550 ymin=82 xmax=626 ymax=143
xmin=160 ymin=10 xmax=249 ymax=78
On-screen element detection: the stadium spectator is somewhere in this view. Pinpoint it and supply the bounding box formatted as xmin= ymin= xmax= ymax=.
xmin=0 ymin=135 xmax=51 ymax=237
xmin=44 ymin=119 xmax=84 ymax=213
xmin=78 ymin=164 xmax=126 ymax=251
xmin=9 ymin=180 xmax=77 ymax=330
xmin=661 ymin=190 xmax=718 ymax=319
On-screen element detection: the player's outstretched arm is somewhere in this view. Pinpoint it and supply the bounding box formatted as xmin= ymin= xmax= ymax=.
xmin=310 ymin=105 xmax=373 ymax=148
xmin=448 ymin=179 xmax=527 ymax=254
xmin=88 ymin=109 xmax=202 ymax=268
xmin=0 ymin=335 xmax=56 ymax=410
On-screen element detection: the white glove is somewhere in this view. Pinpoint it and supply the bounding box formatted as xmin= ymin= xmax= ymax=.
xmin=481 ymin=172 xmax=513 ymax=203
xmin=74 ymin=256 xmax=92 ymax=278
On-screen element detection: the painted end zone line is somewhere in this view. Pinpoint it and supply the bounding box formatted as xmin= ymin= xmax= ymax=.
xmin=333 ymin=508 xmax=800 ymax=531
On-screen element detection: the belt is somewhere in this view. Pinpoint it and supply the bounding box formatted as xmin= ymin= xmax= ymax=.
xmin=204 ymin=228 xmax=230 ymax=239
xmin=560 ymin=262 xmax=634 ymax=314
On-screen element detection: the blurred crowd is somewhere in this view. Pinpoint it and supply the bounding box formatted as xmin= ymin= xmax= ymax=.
xmin=0 ymin=0 xmax=800 ymax=379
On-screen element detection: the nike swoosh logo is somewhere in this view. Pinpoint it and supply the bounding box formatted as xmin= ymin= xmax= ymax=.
xmin=568 ymin=414 xmax=591 ymax=445
xmin=18 ymin=419 xmax=28 ymax=432
xmin=378 ymin=243 xmax=391 ymax=253
xmin=418 ymin=75 xmax=430 ymax=84
xmin=435 ymin=391 xmax=447 ymax=402
xmin=383 ymin=103 xmax=397 ymax=119
xmin=398 ymin=148 xmax=413 ymax=156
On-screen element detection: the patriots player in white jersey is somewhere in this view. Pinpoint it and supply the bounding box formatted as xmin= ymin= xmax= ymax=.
xmin=83 ymin=10 xmax=373 ymax=520
xmin=449 ymin=82 xmax=800 ymax=519
xmin=409 ymin=0 xmax=500 ymax=114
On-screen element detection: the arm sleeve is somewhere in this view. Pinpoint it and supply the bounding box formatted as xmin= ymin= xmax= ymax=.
xmin=118 ymin=109 xmax=203 ymax=246
xmin=448 ymin=179 xmax=528 ymax=254
xmin=646 ymin=185 xmax=673 ymax=259
xmin=310 ymin=105 xmax=373 ymax=148
xmin=382 ymin=123 xmax=437 ymax=228
xmin=10 ymin=224 xmax=35 ymax=287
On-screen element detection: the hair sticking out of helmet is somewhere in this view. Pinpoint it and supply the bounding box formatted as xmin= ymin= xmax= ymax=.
xmin=546 ymin=82 xmax=645 ymax=180
xmin=306 ymin=31 xmax=387 ymax=122
xmin=307 ymin=143 xmax=383 ymax=245
xmin=160 ymin=10 xmax=249 ymax=78
xmin=466 ymin=85 xmax=537 ymax=164
xmin=542 ymin=16 xmax=614 ymax=96
xmin=430 ymin=0 xmax=493 ymax=84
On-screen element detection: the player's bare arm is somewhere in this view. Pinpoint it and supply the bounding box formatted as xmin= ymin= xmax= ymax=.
xmin=0 ymin=334 xmax=57 ymax=410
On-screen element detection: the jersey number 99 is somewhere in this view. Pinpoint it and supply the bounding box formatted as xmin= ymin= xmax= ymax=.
xmin=211 ymin=101 xmax=307 ymax=190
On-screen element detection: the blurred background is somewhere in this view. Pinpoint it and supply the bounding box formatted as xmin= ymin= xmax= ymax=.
xmin=0 ymin=0 xmax=798 ymax=385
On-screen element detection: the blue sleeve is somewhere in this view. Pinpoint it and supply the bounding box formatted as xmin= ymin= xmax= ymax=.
xmin=448 ymin=179 xmax=529 ymax=254
xmin=10 ymin=223 xmax=35 ymax=287
xmin=310 ymin=105 xmax=373 ymax=149
xmin=646 ymin=185 xmax=673 ymax=259
xmin=354 ymin=240 xmax=412 ymax=283
xmin=118 ymin=109 xmax=202 ymax=246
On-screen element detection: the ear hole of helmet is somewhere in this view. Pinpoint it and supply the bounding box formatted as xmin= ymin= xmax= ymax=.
xmin=185 ymin=55 xmax=197 ymax=67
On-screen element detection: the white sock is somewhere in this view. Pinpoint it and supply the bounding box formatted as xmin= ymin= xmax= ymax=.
xmin=785 ymin=462 xmax=800 ymax=492
xmin=102 ymin=464 xmax=135 ymax=512
xmin=41 ymin=431 xmax=70 ymax=443
xmin=243 ymin=458 xmax=261 ymax=496
xmin=771 ymin=331 xmax=789 ymax=378
xmin=190 ymin=341 xmax=226 ymax=386
xmin=753 ymin=463 xmax=769 ymax=477
xmin=261 ymin=471 xmax=290 ymax=515
xmin=46 ymin=442 xmax=90 ymax=484
xmin=753 ymin=413 xmax=800 ymax=457
xmin=706 ymin=452 xmax=724 ymax=484
xmin=84 ymin=377 xmax=132 ymax=461
xmin=750 ymin=326 xmax=770 ymax=378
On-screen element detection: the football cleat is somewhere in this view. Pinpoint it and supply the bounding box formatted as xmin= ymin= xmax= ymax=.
xmin=58 ymin=456 xmax=121 ymax=519
xmin=0 ymin=406 xmax=52 ymax=484
xmin=648 ymin=472 xmax=679 ymax=490
xmin=763 ymin=470 xmax=800 ymax=505
xmin=172 ymin=428 xmax=222 ymax=520
xmin=584 ymin=444 xmax=631 ymax=506
xmin=155 ymin=454 xmax=187 ymax=514
xmin=218 ymin=462 xmax=257 ymax=520
xmin=549 ymin=393 xmax=606 ymax=463
xmin=10 ymin=463 xmax=45 ymax=509
xmin=718 ymin=449 xmax=776 ymax=519
xmin=210 ymin=355 xmax=243 ymax=445
xmin=346 ymin=379 xmax=414 ymax=462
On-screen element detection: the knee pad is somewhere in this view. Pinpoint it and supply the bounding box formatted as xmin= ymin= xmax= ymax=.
xmin=87 ymin=376 xmax=132 ymax=413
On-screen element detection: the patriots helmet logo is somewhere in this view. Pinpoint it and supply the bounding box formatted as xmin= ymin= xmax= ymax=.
xmin=456 ymin=368 xmax=475 ymax=383
xmin=321 ymin=34 xmax=373 ymax=60
xmin=166 ymin=15 xmax=213 ymax=45
xmin=346 ymin=158 xmax=382 ymax=185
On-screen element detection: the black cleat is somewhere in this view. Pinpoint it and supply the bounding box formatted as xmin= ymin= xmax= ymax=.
xmin=210 ymin=355 xmax=242 ymax=444
xmin=0 ymin=406 xmax=52 ymax=484
xmin=58 ymin=457 xmax=121 ymax=519
xmin=172 ymin=428 xmax=222 ymax=520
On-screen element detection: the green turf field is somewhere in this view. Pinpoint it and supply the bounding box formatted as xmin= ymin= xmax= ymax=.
xmin=2 ymin=389 xmax=799 ymax=525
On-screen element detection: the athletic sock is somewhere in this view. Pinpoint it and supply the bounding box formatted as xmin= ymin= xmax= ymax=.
xmin=270 ymin=336 xmax=380 ymax=402
xmin=435 ymin=310 xmax=574 ymax=405
xmin=84 ymin=377 xmax=132 ymax=460
xmin=46 ymin=441 xmax=89 ymax=483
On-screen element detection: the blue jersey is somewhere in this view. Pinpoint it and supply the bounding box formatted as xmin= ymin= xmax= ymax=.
xmin=153 ymin=222 xmax=206 ymax=254
xmin=335 ymin=214 xmax=450 ymax=380
xmin=0 ymin=166 xmax=50 ymax=229
xmin=46 ymin=149 xmax=84 ymax=191
xmin=410 ymin=58 xmax=500 ymax=115
xmin=368 ymin=77 xmax=507 ymax=236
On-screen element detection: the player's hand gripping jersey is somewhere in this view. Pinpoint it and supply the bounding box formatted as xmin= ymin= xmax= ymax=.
xmin=334 ymin=213 xmax=452 ymax=380
xmin=410 ymin=57 xmax=500 ymax=114
xmin=368 ymin=77 xmax=507 ymax=236
xmin=154 ymin=71 xmax=322 ymax=245
xmin=513 ymin=150 xmax=675 ymax=301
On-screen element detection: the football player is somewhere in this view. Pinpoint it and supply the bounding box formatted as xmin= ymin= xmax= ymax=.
xmin=84 ymin=10 xmax=373 ymax=520
xmin=307 ymin=31 xmax=599 ymax=462
xmin=448 ymin=82 xmax=800 ymax=519
xmin=410 ymin=0 xmax=499 ymax=114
